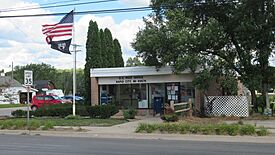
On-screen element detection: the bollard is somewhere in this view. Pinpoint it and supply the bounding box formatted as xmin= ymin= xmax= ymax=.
xmin=188 ymin=98 xmax=193 ymax=117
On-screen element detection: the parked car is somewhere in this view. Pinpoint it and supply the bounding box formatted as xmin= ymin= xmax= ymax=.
xmin=31 ymin=94 xmax=63 ymax=111
xmin=61 ymin=95 xmax=84 ymax=104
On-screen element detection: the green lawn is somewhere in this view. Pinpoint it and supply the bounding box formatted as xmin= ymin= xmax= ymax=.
xmin=0 ymin=104 xmax=25 ymax=109
xmin=0 ymin=118 xmax=127 ymax=130
xmin=34 ymin=118 xmax=127 ymax=126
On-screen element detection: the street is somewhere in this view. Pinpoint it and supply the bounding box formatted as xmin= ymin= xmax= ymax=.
xmin=0 ymin=135 xmax=274 ymax=155
xmin=0 ymin=107 xmax=27 ymax=116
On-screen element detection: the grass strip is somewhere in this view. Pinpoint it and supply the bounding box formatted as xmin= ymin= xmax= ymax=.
xmin=136 ymin=122 xmax=270 ymax=136
xmin=0 ymin=104 xmax=25 ymax=109
xmin=0 ymin=118 xmax=127 ymax=130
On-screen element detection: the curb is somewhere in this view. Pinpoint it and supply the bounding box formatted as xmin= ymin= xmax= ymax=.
xmin=0 ymin=129 xmax=275 ymax=143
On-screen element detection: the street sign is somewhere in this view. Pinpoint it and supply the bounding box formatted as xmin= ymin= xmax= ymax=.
xmin=24 ymin=70 xmax=33 ymax=86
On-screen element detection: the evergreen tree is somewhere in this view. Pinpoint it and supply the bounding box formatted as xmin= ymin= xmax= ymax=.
xmin=104 ymin=28 xmax=115 ymax=67
xmin=113 ymin=39 xmax=124 ymax=67
xmin=99 ymin=29 xmax=108 ymax=68
xmin=84 ymin=20 xmax=101 ymax=104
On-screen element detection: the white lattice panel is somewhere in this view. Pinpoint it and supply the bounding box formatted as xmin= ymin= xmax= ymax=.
xmin=204 ymin=96 xmax=249 ymax=117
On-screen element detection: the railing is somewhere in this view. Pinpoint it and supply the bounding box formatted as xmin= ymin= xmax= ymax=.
xmin=170 ymin=99 xmax=193 ymax=117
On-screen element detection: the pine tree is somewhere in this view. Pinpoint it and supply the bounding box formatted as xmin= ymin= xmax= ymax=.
xmin=84 ymin=20 xmax=102 ymax=104
xmin=104 ymin=28 xmax=115 ymax=67
xmin=113 ymin=39 xmax=124 ymax=67
xmin=99 ymin=29 xmax=108 ymax=68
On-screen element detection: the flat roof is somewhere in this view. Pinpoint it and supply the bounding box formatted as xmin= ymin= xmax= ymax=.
xmin=90 ymin=66 xmax=192 ymax=77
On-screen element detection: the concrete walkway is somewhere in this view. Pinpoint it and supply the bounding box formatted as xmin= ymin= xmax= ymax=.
xmin=82 ymin=116 xmax=163 ymax=134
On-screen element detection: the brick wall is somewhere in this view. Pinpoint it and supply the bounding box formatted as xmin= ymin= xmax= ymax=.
xmin=91 ymin=77 xmax=99 ymax=106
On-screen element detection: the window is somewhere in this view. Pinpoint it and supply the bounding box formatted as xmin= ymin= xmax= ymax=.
xmin=51 ymin=95 xmax=60 ymax=100
xmin=45 ymin=96 xmax=53 ymax=100
xmin=180 ymin=82 xmax=195 ymax=102
xmin=36 ymin=96 xmax=44 ymax=100
xmin=166 ymin=83 xmax=180 ymax=103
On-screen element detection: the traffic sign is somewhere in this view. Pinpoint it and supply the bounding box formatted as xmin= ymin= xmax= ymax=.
xmin=24 ymin=70 xmax=33 ymax=86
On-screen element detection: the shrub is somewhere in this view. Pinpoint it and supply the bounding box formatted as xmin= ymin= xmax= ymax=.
xmin=190 ymin=124 xmax=200 ymax=134
xmin=226 ymin=124 xmax=239 ymax=136
xmin=216 ymin=123 xmax=229 ymax=135
xmin=136 ymin=122 xmax=267 ymax=136
xmin=256 ymin=126 xmax=269 ymax=136
xmin=239 ymin=124 xmax=256 ymax=135
xmin=32 ymin=104 xmax=89 ymax=118
xmin=11 ymin=110 xmax=27 ymax=117
xmin=42 ymin=121 xmax=54 ymax=130
xmin=11 ymin=110 xmax=33 ymax=118
xmin=0 ymin=120 xmax=14 ymax=129
xmin=136 ymin=123 xmax=158 ymax=133
xmin=13 ymin=120 xmax=25 ymax=129
xmin=11 ymin=104 xmax=118 ymax=119
xmin=77 ymin=105 xmax=90 ymax=116
xmin=201 ymin=125 xmax=215 ymax=135
xmin=161 ymin=114 xmax=178 ymax=122
xmin=123 ymin=109 xmax=137 ymax=119
xmin=178 ymin=124 xmax=191 ymax=134
xmin=33 ymin=104 xmax=72 ymax=117
xmin=87 ymin=104 xmax=119 ymax=119
xmin=29 ymin=121 xmax=41 ymax=130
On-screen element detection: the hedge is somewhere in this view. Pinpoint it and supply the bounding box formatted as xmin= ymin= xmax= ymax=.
xmin=11 ymin=104 xmax=119 ymax=119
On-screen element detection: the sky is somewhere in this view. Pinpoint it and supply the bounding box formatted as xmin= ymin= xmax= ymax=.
xmin=0 ymin=0 xmax=151 ymax=72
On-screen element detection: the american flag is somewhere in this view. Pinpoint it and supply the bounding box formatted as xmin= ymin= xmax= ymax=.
xmin=42 ymin=10 xmax=74 ymax=44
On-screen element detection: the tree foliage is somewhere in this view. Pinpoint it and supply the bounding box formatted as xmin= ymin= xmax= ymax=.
xmin=6 ymin=64 xmax=85 ymax=96
xmin=99 ymin=29 xmax=108 ymax=68
xmin=133 ymin=0 xmax=275 ymax=110
xmin=84 ymin=20 xmax=100 ymax=104
xmin=126 ymin=56 xmax=144 ymax=67
xmin=104 ymin=28 xmax=116 ymax=67
xmin=84 ymin=20 xmax=124 ymax=104
xmin=7 ymin=63 xmax=56 ymax=84
xmin=113 ymin=39 xmax=124 ymax=67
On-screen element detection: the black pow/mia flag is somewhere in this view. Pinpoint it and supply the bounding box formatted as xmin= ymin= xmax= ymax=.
xmin=50 ymin=39 xmax=72 ymax=54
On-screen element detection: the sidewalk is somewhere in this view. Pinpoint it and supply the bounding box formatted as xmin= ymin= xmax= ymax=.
xmin=0 ymin=117 xmax=275 ymax=143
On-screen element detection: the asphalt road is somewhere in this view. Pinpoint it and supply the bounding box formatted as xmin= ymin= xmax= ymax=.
xmin=0 ymin=107 xmax=27 ymax=116
xmin=0 ymin=135 xmax=274 ymax=155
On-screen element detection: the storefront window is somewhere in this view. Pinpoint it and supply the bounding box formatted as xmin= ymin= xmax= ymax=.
xmin=100 ymin=84 xmax=148 ymax=109
xmin=100 ymin=85 xmax=114 ymax=105
xmin=166 ymin=83 xmax=180 ymax=104
xmin=180 ymin=82 xmax=195 ymax=102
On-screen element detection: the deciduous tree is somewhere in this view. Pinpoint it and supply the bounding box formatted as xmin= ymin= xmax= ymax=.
xmin=133 ymin=0 xmax=275 ymax=111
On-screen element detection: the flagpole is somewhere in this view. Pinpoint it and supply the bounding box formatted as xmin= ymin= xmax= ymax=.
xmin=73 ymin=47 xmax=76 ymax=116
xmin=72 ymin=8 xmax=76 ymax=116
xmin=72 ymin=9 xmax=81 ymax=116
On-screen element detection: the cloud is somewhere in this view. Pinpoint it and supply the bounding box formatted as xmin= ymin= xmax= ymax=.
xmin=0 ymin=0 xmax=146 ymax=72
xmin=120 ymin=0 xmax=151 ymax=6
xmin=75 ymin=14 xmax=145 ymax=64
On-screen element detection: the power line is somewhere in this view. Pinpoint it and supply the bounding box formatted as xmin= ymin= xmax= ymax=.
xmin=0 ymin=0 xmax=118 ymax=13
xmin=0 ymin=7 xmax=152 ymax=18
xmin=0 ymin=0 xmax=76 ymax=12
